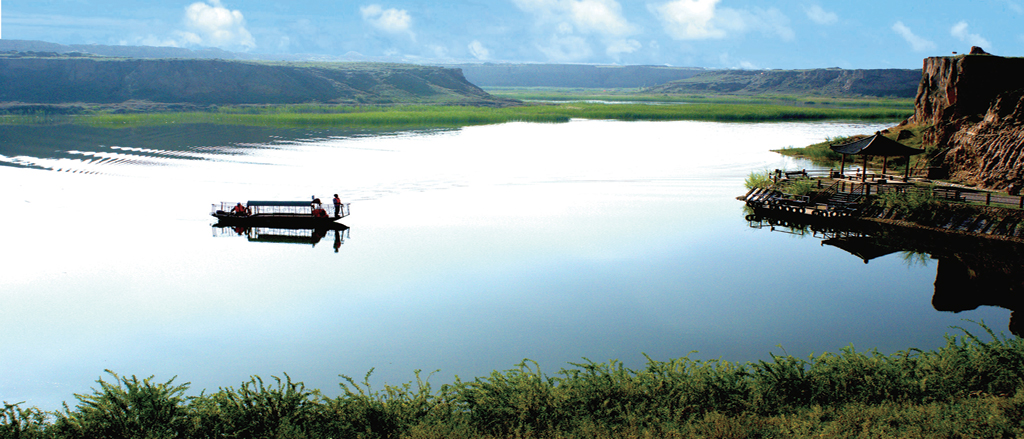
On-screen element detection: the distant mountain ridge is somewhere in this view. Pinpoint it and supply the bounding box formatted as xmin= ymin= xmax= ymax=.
xmin=446 ymin=63 xmax=706 ymax=89
xmin=0 ymin=53 xmax=507 ymax=108
xmin=647 ymin=68 xmax=922 ymax=97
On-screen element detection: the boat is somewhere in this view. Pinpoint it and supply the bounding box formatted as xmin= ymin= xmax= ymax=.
xmin=211 ymin=200 xmax=349 ymax=227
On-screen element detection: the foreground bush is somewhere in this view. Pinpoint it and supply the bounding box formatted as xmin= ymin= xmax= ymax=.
xmin=3 ymin=323 xmax=1022 ymax=438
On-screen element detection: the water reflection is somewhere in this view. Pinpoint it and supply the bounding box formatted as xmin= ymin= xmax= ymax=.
xmin=0 ymin=123 xmax=449 ymax=174
xmin=746 ymin=211 xmax=1024 ymax=336
xmin=213 ymin=223 xmax=351 ymax=251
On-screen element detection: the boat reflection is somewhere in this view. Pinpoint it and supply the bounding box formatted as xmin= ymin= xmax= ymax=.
xmin=213 ymin=222 xmax=351 ymax=252
xmin=746 ymin=211 xmax=1024 ymax=337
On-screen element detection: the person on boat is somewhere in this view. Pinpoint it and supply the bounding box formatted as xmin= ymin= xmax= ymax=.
xmin=232 ymin=203 xmax=248 ymax=216
xmin=333 ymin=194 xmax=342 ymax=218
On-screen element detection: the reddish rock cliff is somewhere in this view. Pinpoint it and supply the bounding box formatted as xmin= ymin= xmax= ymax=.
xmin=912 ymin=54 xmax=1024 ymax=192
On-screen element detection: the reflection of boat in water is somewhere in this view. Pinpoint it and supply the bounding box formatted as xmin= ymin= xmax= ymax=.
xmin=211 ymin=200 xmax=350 ymax=227
xmin=213 ymin=222 xmax=351 ymax=250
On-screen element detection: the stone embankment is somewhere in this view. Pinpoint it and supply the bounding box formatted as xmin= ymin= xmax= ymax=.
xmin=858 ymin=202 xmax=1024 ymax=241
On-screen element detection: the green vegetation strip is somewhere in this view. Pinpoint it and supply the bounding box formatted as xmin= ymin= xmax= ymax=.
xmin=487 ymin=87 xmax=916 ymax=108
xmin=4 ymin=323 xmax=1023 ymax=438
xmin=2 ymin=101 xmax=911 ymax=130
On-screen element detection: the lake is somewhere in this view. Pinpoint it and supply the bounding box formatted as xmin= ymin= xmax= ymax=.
xmin=0 ymin=119 xmax=1010 ymax=410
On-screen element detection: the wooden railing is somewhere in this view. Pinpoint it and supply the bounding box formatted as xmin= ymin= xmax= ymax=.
xmin=773 ymin=169 xmax=1024 ymax=210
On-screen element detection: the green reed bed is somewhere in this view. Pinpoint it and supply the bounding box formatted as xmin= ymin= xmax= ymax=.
xmin=489 ymin=88 xmax=914 ymax=109
xmin=4 ymin=323 xmax=1022 ymax=438
xmin=64 ymin=101 xmax=909 ymax=130
xmin=78 ymin=105 xmax=570 ymax=129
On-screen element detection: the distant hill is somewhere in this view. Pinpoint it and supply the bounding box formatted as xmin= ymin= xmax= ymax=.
xmin=646 ymin=68 xmax=922 ymax=98
xmin=0 ymin=39 xmax=243 ymax=60
xmin=446 ymin=63 xmax=705 ymax=89
xmin=0 ymin=52 xmax=509 ymax=108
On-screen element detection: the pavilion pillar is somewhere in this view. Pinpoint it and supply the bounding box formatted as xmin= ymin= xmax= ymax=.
xmin=862 ymin=154 xmax=868 ymax=183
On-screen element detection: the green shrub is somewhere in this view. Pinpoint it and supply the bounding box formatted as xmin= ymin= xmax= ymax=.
xmin=188 ymin=374 xmax=318 ymax=439
xmin=0 ymin=402 xmax=49 ymax=439
xmin=51 ymin=370 xmax=190 ymax=439
xmin=313 ymin=368 xmax=450 ymax=438
xmin=873 ymin=189 xmax=943 ymax=222
xmin=744 ymin=170 xmax=775 ymax=190
xmin=7 ymin=323 xmax=1024 ymax=438
xmin=780 ymin=178 xmax=819 ymax=196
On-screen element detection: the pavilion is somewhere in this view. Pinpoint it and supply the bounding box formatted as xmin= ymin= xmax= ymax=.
xmin=830 ymin=132 xmax=925 ymax=182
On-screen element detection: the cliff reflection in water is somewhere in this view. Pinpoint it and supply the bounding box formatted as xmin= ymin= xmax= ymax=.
xmin=213 ymin=222 xmax=351 ymax=252
xmin=746 ymin=212 xmax=1024 ymax=337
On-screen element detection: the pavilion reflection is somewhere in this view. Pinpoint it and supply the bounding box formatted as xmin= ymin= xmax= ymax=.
xmin=746 ymin=211 xmax=1024 ymax=336
xmin=213 ymin=222 xmax=350 ymax=252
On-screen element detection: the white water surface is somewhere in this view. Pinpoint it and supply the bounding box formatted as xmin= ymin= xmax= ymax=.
xmin=0 ymin=119 xmax=1007 ymax=410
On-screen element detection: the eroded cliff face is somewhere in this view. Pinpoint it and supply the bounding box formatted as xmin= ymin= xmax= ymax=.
xmin=912 ymin=55 xmax=1024 ymax=192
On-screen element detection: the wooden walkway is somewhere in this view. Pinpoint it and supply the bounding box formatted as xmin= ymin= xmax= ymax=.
xmin=742 ymin=186 xmax=858 ymax=218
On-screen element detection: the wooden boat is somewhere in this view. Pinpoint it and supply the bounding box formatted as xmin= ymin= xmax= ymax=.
xmin=211 ymin=200 xmax=349 ymax=227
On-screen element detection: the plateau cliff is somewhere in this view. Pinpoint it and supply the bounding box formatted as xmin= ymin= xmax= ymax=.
xmin=446 ymin=63 xmax=705 ymax=88
xmin=0 ymin=54 xmax=506 ymax=108
xmin=646 ymin=68 xmax=921 ymax=97
xmin=910 ymin=53 xmax=1024 ymax=193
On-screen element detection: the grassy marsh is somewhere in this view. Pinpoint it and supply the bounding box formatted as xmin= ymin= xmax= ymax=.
xmin=487 ymin=87 xmax=916 ymax=108
xmin=1 ymin=100 xmax=914 ymax=131
xmin=4 ymin=323 xmax=1022 ymax=438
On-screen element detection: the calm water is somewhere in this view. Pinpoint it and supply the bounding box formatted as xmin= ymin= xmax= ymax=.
xmin=0 ymin=119 xmax=1009 ymax=410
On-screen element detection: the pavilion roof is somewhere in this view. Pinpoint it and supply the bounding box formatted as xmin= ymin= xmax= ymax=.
xmin=829 ymin=132 xmax=925 ymax=156
xmin=822 ymin=237 xmax=898 ymax=264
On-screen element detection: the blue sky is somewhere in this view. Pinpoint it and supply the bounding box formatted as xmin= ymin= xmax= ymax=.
xmin=2 ymin=0 xmax=1021 ymax=68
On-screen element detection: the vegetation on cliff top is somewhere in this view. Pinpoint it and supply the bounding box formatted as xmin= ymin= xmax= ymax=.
xmin=3 ymin=323 xmax=1022 ymax=438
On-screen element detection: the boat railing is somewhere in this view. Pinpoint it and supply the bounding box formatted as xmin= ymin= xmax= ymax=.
xmin=213 ymin=201 xmax=350 ymax=218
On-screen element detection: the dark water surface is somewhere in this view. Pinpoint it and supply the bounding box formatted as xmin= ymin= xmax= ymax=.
xmin=0 ymin=120 xmax=1009 ymax=410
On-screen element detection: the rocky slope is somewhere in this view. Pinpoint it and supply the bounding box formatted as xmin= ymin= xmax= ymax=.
xmin=910 ymin=52 xmax=1024 ymax=193
xmin=646 ymin=68 xmax=922 ymax=97
xmin=0 ymin=54 xmax=505 ymax=107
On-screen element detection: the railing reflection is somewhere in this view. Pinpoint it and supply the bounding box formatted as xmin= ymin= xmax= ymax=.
xmin=745 ymin=210 xmax=1024 ymax=337
xmin=213 ymin=222 xmax=351 ymax=252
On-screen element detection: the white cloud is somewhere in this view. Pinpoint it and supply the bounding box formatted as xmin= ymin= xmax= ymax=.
xmin=468 ymin=40 xmax=491 ymax=60
xmin=183 ymin=0 xmax=255 ymax=50
xmin=513 ymin=0 xmax=634 ymax=37
xmin=568 ymin=0 xmax=632 ymax=36
xmin=651 ymin=0 xmax=723 ymax=39
xmin=360 ymin=4 xmax=414 ymax=38
xmin=805 ymin=5 xmax=837 ymax=25
xmin=892 ymin=21 xmax=936 ymax=52
xmin=652 ymin=0 xmax=793 ymax=41
xmin=950 ymin=21 xmax=991 ymax=48
xmin=719 ymin=52 xmax=757 ymax=69
xmin=606 ymin=39 xmax=641 ymax=57
xmin=536 ymin=34 xmax=592 ymax=61
xmin=513 ymin=0 xmax=636 ymax=62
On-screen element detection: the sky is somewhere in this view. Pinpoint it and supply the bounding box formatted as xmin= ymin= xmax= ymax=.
xmin=2 ymin=0 xmax=1022 ymax=69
